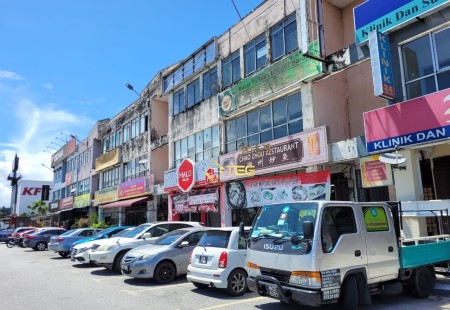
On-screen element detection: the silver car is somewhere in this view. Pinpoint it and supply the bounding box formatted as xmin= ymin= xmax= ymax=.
xmin=121 ymin=227 xmax=211 ymax=284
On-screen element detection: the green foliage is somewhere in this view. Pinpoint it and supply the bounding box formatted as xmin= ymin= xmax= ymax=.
xmin=88 ymin=213 xmax=98 ymax=226
xmin=91 ymin=221 xmax=109 ymax=229
xmin=27 ymin=200 xmax=48 ymax=217
xmin=19 ymin=211 xmax=28 ymax=217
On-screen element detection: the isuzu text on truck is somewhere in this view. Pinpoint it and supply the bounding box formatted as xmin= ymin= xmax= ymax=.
xmin=240 ymin=201 xmax=450 ymax=309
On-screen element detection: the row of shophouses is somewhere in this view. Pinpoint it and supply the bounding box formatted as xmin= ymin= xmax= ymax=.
xmin=48 ymin=0 xmax=450 ymax=236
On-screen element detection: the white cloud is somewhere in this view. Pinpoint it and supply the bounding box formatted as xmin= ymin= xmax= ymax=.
xmin=42 ymin=83 xmax=53 ymax=90
xmin=0 ymin=70 xmax=23 ymax=80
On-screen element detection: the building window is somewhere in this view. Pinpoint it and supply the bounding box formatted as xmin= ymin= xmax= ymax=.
xmin=102 ymin=167 xmax=120 ymax=189
xmin=225 ymin=91 xmax=302 ymax=153
xmin=173 ymin=88 xmax=185 ymax=116
xmin=187 ymin=78 xmax=201 ymax=108
xmin=222 ymin=50 xmax=241 ymax=88
xmin=123 ymin=154 xmax=148 ymax=182
xmin=123 ymin=123 xmax=130 ymax=143
xmin=244 ymin=33 xmax=267 ymax=76
xmin=401 ymin=27 xmax=450 ymax=100
xmin=140 ymin=112 xmax=148 ymax=134
xmin=173 ymin=125 xmax=219 ymax=167
xmin=203 ymin=67 xmax=218 ymax=99
xmin=78 ymin=178 xmax=90 ymax=195
xmin=271 ymin=14 xmax=298 ymax=61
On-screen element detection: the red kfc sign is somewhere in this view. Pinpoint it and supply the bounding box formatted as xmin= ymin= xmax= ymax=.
xmin=177 ymin=158 xmax=195 ymax=193
xmin=21 ymin=187 xmax=42 ymax=196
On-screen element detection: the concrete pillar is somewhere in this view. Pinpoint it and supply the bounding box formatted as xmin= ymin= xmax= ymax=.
xmin=98 ymin=208 xmax=104 ymax=222
xmin=392 ymin=149 xmax=422 ymax=201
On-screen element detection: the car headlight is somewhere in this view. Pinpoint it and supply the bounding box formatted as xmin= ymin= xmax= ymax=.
xmin=289 ymin=271 xmax=321 ymax=288
xmin=77 ymin=247 xmax=89 ymax=254
xmin=139 ymin=251 xmax=158 ymax=261
xmin=98 ymin=244 xmax=118 ymax=252
xmin=246 ymin=262 xmax=261 ymax=278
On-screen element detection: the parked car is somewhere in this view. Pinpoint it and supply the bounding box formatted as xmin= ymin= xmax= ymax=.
xmin=23 ymin=227 xmax=67 ymax=251
xmin=72 ymin=227 xmax=134 ymax=265
xmin=186 ymin=226 xmax=251 ymax=296
xmin=48 ymin=228 xmax=102 ymax=257
xmin=89 ymin=221 xmax=204 ymax=272
xmin=0 ymin=229 xmax=14 ymax=243
xmin=16 ymin=228 xmax=38 ymax=247
xmin=121 ymin=227 xmax=210 ymax=283
xmin=10 ymin=227 xmax=35 ymax=239
xmin=70 ymin=226 xmax=133 ymax=254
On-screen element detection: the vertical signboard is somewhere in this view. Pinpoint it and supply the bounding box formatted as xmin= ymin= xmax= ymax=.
xmin=360 ymin=156 xmax=393 ymax=188
xmin=369 ymin=31 xmax=395 ymax=100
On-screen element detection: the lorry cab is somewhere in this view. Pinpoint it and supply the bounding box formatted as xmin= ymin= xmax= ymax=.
xmin=245 ymin=201 xmax=403 ymax=307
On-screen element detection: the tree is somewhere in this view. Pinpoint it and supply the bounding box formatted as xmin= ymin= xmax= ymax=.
xmin=28 ymin=200 xmax=48 ymax=218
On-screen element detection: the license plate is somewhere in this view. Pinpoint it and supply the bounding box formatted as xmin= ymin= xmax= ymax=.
xmin=199 ymin=255 xmax=207 ymax=264
xmin=121 ymin=265 xmax=129 ymax=271
xmin=266 ymin=284 xmax=280 ymax=298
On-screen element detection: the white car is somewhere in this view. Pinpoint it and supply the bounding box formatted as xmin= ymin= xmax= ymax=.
xmin=89 ymin=221 xmax=203 ymax=271
xmin=187 ymin=226 xmax=250 ymax=296
xmin=71 ymin=228 xmax=134 ymax=265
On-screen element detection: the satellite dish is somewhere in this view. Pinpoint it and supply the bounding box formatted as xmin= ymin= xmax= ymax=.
xmin=379 ymin=152 xmax=406 ymax=165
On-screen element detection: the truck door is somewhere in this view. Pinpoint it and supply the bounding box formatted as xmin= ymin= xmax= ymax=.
xmin=360 ymin=205 xmax=399 ymax=281
xmin=319 ymin=205 xmax=367 ymax=274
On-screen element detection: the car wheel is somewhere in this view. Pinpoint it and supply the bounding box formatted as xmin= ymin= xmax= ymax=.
xmin=59 ymin=252 xmax=69 ymax=258
xmin=226 ymin=269 xmax=248 ymax=296
xmin=192 ymin=281 xmax=209 ymax=289
xmin=154 ymin=261 xmax=176 ymax=284
xmin=35 ymin=242 xmax=46 ymax=251
xmin=410 ymin=266 xmax=435 ymax=299
xmin=113 ymin=251 xmax=127 ymax=272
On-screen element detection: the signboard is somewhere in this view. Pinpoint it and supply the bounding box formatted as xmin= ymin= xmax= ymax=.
xmin=362 ymin=206 xmax=389 ymax=231
xmin=224 ymin=171 xmax=331 ymax=209
xmin=60 ymin=196 xmax=74 ymax=210
xmin=95 ymin=149 xmax=119 ymax=171
xmin=65 ymin=171 xmax=73 ymax=186
xmin=49 ymin=202 xmax=59 ymax=211
xmin=94 ymin=186 xmax=118 ymax=204
xmin=364 ymin=88 xmax=450 ymax=152
xmin=73 ymin=193 xmax=91 ymax=209
xmin=369 ymin=31 xmax=395 ymax=100
xmin=218 ymin=126 xmax=328 ymax=181
xmin=51 ymin=137 xmax=76 ymax=166
xmin=218 ymin=41 xmax=322 ymax=117
xmin=118 ymin=175 xmax=153 ymax=199
xmin=360 ymin=156 xmax=393 ymax=188
xmin=177 ymin=158 xmax=195 ymax=192
xmin=354 ymin=0 xmax=450 ymax=45
xmin=171 ymin=189 xmax=218 ymax=216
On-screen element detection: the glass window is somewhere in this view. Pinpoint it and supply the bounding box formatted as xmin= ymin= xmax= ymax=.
xmin=188 ymin=135 xmax=196 ymax=157
xmin=259 ymin=104 xmax=272 ymax=130
xmin=273 ymin=97 xmax=287 ymax=127
xmin=184 ymin=58 xmax=194 ymax=78
xmin=173 ymin=89 xmax=185 ymax=116
xmin=402 ymin=27 xmax=450 ymax=99
xmin=212 ymin=125 xmax=219 ymax=148
xmin=195 ymin=132 xmax=203 ymax=154
xmin=140 ymin=113 xmax=148 ymax=133
xmin=236 ymin=115 xmax=246 ymax=139
xmin=247 ymin=110 xmax=259 ymax=135
xmin=203 ymin=67 xmax=218 ymax=99
xmin=222 ymin=50 xmax=241 ymax=88
xmin=181 ymin=138 xmax=188 ymax=158
xmin=321 ymin=206 xmax=357 ymax=253
xmin=244 ymin=33 xmax=267 ymax=76
xmin=271 ymin=14 xmax=298 ymax=60
xmin=203 ymin=127 xmax=212 ymax=150
xmin=187 ymin=78 xmax=201 ymax=108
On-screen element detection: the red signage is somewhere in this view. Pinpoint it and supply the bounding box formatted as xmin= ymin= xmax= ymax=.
xmin=177 ymin=158 xmax=195 ymax=193
xmin=21 ymin=187 xmax=42 ymax=196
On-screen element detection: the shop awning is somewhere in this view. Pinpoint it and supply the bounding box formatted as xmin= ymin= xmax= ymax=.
xmin=99 ymin=197 xmax=148 ymax=209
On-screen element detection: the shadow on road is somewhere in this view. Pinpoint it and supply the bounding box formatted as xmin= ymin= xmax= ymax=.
xmin=123 ymin=276 xmax=188 ymax=287
xmin=91 ymin=268 xmax=123 ymax=277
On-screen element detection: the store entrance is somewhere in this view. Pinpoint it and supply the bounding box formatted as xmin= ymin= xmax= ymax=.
xmin=433 ymin=155 xmax=450 ymax=199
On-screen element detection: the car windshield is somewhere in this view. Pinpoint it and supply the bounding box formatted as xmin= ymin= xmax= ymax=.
xmin=154 ymin=229 xmax=188 ymax=245
xmin=120 ymin=224 xmax=152 ymax=238
xmin=251 ymin=202 xmax=318 ymax=239
xmin=91 ymin=229 xmax=107 ymax=238
xmin=198 ymin=230 xmax=231 ymax=248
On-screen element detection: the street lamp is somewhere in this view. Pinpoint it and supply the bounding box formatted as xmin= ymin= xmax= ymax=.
xmin=51 ymin=142 xmax=62 ymax=148
xmin=126 ymin=83 xmax=141 ymax=98
xmin=55 ymin=137 xmax=67 ymax=144
xmin=41 ymin=163 xmax=54 ymax=172
xmin=46 ymin=145 xmax=57 ymax=151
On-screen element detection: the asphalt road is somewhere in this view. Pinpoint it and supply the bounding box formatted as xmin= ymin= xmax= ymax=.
xmin=1 ymin=244 xmax=450 ymax=310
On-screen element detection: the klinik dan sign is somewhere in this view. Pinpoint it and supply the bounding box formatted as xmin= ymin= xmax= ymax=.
xmin=177 ymin=158 xmax=195 ymax=193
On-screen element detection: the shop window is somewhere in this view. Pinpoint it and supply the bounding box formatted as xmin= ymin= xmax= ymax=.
xmin=401 ymin=27 xmax=450 ymax=99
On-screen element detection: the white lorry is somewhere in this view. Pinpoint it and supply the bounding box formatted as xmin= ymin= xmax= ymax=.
xmin=240 ymin=201 xmax=450 ymax=309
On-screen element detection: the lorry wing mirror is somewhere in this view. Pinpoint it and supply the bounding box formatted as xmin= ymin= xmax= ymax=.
xmin=303 ymin=221 xmax=314 ymax=240
xmin=239 ymin=222 xmax=245 ymax=238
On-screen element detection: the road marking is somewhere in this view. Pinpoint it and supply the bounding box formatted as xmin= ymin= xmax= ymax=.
xmin=196 ymin=296 xmax=268 ymax=310
xmin=121 ymin=282 xmax=193 ymax=295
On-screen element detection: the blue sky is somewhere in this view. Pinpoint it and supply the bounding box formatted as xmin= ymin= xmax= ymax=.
xmin=0 ymin=0 xmax=263 ymax=208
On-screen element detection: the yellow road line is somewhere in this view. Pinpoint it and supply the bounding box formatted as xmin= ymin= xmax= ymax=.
xmin=196 ymin=296 xmax=268 ymax=310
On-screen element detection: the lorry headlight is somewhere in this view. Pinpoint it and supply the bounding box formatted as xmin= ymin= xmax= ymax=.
xmin=289 ymin=271 xmax=321 ymax=288
xmin=246 ymin=262 xmax=261 ymax=278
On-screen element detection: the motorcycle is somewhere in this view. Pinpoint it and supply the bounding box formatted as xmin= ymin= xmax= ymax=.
xmin=6 ymin=238 xmax=20 ymax=248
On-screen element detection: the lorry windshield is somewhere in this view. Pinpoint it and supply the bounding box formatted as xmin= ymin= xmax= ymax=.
xmin=251 ymin=202 xmax=318 ymax=239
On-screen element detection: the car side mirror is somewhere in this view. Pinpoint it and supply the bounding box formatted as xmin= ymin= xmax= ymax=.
xmin=142 ymin=233 xmax=152 ymax=240
xmin=239 ymin=222 xmax=245 ymax=239
xmin=303 ymin=221 xmax=314 ymax=240
xmin=179 ymin=241 xmax=190 ymax=248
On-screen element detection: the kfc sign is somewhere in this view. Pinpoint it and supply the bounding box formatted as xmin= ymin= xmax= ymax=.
xmin=21 ymin=187 xmax=42 ymax=196
xmin=177 ymin=158 xmax=195 ymax=193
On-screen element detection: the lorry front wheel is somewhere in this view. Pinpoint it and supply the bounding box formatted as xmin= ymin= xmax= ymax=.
xmin=340 ymin=275 xmax=358 ymax=310
xmin=410 ymin=267 xmax=435 ymax=299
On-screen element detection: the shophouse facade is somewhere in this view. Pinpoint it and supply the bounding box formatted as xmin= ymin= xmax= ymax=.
xmin=95 ymin=69 xmax=171 ymax=226
xmin=49 ymin=121 xmax=106 ymax=228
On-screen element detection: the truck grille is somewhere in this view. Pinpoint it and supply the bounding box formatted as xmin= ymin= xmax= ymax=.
xmin=259 ymin=267 xmax=291 ymax=285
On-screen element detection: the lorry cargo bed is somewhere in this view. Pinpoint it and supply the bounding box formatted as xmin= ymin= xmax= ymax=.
xmin=399 ymin=235 xmax=450 ymax=269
